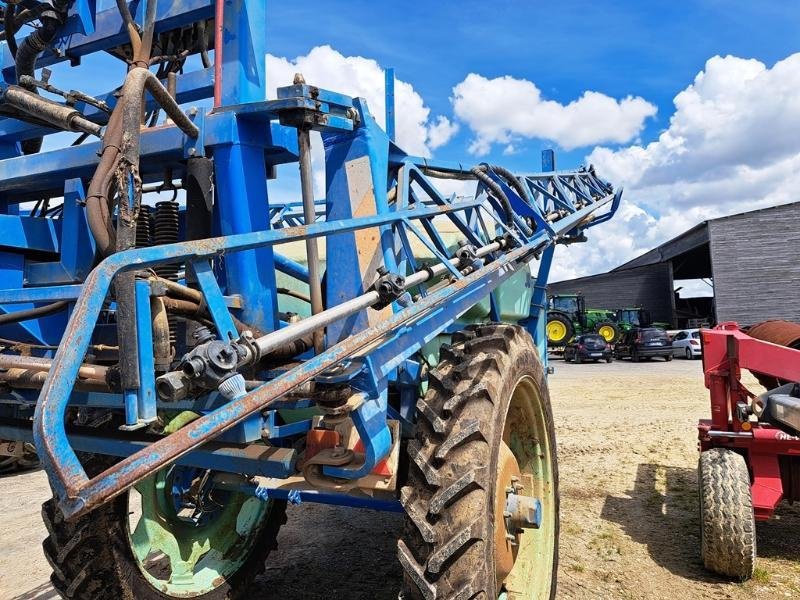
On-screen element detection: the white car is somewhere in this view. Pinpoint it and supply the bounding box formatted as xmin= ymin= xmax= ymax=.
xmin=671 ymin=328 xmax=702 ymax=359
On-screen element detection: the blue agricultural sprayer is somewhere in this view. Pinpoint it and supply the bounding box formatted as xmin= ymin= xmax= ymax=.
xmin=0 ymin=1 xmax=621 ymax=598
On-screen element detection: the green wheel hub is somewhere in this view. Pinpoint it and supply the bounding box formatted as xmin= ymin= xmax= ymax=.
xmin=498 ymin=375 xmax=557 ymax=597
xmin=128 ymin=465 xmax=271 ymax=596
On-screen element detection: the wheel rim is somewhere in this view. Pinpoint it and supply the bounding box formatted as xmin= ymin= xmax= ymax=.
xmin=546 ymin=321 xmax=567 ymax=343
xmin=597 ymin=325 xmax=615 ymax=342
xmin=495 ymin=375 xmax=557 ymax=598
xmin=127 ymin=465 xmax=271 ymax=596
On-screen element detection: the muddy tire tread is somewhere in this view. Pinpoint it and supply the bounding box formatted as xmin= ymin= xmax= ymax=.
xmin=399 ymin=323 xmax=558 ymax=600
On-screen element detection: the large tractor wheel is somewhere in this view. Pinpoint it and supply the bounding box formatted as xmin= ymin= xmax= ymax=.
xmin=594 ymin=321 xmax=620 ymax=344
xmin=0 ymin=441 xmax=40 ymax=474
xmin=546 ymin=313 xmax=573 ymax=346
xmin=399 ymin=324 xmax=559 ymax=599
xmin=698 ymin=448 xmax=755 ymax=579
xmin=42 ymin=454 xmax=286 ymax=599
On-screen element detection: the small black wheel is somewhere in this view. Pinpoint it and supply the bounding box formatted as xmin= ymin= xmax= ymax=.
xmin=685 ymin=347 xmax=693 ymax=360
xmin=400 ymin=324 xmax=558 ymax=599
xmin=632 ymin=351 xmax=640 ymax=363
xmin=698 ymin=448 xmax=756 ymax=579
xmin=606 ymin=357 xmax=613 ymax=363
xmin=0 ymin=441 xmax=40 ymax=474
xmin=665 ymin=354 xmax=673 ymax=362
xmin=574 ymin=354 xmax=582 ymax=364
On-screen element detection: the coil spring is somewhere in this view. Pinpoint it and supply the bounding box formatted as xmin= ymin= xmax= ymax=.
xmin=154 ymin=200 xmax=181 ymax=346
xmin=135 ymin=207 xmax=153 ymax=248
xmin=154 ymin=200 xmax=180 ymax=278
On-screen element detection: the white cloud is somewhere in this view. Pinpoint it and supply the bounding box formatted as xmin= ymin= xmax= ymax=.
xmin=266 ymin=46 xmax=457 ymax=157
xmin=451 ymin=73 xmax=656 ymax=154
xmin=555 ymin=53 xmax=800 ymax=284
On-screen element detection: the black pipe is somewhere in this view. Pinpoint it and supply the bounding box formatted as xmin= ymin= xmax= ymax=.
xmin=4 ymin=5 xmax=18 ymax=58
xmin=488 ymin=164 xmax=532 ymax=204
xmin=0 ymin=301 xmax=68 ymax=326
xmin=184 ymin=157 xmax=214 ymax=242
xmin=470 ymin=165 xmax=515 ymax=227
xmin=14 ymin=1 xmax=70 ymax=155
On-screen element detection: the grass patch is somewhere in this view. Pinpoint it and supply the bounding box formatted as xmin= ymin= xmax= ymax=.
xmin=588 ymin=530 xmax=623 ymax=560
xmin=569 ymin=563 xmax=586 ymax=573
xmin=751 ymin=566 xmax=770 ymax=584
xmin=562 ymin=522 xmax=584 ymax=536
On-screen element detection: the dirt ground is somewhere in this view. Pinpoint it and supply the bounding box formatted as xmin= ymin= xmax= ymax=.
xmin=1 ymin=358 xmax=799 ymax=599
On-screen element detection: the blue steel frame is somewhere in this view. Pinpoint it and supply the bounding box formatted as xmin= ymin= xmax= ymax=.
xmin=0 ymin=1 xmax=621 ymax=517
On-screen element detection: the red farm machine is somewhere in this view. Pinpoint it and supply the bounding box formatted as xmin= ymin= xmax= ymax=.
xmin=697 ymin=321 xmax=800 ymax=578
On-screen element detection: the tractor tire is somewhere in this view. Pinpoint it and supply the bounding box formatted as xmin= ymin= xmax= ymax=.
xmin=0 ymin=441 xmax=40 ymax=474
xmin=399 ymin=323 xmax=559 ymax=600
xmin=546 ymin=313 xmax=574 ymax=347
xmin=698 ymin=449 xmax=756 ymax=579
xmin=42 ymin=455 xmax=287 ymax=599
xmin=594 ymin=321 xmax=621 ymax=344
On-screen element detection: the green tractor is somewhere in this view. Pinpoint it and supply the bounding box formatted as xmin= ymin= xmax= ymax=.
xmin=614 ymin=307 xmax=671 ymax=332
xmin=546 ymin=293 xmax=621 ymax=346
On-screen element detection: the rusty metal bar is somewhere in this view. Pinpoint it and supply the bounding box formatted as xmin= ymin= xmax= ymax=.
xmin=297 ymin=126 xmax=324 ymax=354
xmin=0 ymin=354 xmax=107 ymax=381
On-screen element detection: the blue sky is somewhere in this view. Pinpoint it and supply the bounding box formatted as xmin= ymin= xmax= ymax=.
xmin=266 ymin=0 xmax=800 ymax=171
xmin=38 ymin=1 xmax=800 ymax=283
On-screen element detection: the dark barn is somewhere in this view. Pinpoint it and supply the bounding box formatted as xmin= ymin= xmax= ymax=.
xmin=549 ymin=202 xmax=800 ymax=328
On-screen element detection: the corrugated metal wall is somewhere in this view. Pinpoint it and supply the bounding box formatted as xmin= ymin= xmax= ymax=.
xmin=710 ymin=203 xmax=800 ymax=325
xmin=548 ymin=263 xmax=675 ymax=325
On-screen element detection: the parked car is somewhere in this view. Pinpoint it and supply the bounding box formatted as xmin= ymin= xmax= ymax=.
xmin=564 ymin=334 xmax=613 ymax=363
xmin=614 ymin=327 xmax=673 ymax=362
xmin=671 ymin=328 xmax=702 ymax=359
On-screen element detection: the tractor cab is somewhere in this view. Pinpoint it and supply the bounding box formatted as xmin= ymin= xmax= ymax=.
xmin=615 ymin=307 xmax=653 ymax=329
xmin=549 ymin=294 xmax=587 ymax=326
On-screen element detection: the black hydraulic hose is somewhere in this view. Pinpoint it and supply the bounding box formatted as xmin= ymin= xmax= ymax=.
xmin=14 ymin=1 xmax=70 ymax=155
xmin=487 ymin=164 xmax=532 ymax=205
xmin=15 ymin=16 xmax=60 ymax=90
xmin=421 ymin=164 xmax=526 ymax=230
xmin=4 ymin=5 xmax=17 ymax=58
xmin=0 ymin=301 xmax=68 ymax=326
xmin=469 ymin=165 xmax=515 ymax=227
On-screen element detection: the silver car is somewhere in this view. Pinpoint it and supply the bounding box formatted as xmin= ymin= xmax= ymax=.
xmin=671 ymin=328 xmax=702 ymax=359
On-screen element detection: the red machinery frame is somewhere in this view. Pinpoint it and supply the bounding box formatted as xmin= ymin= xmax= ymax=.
xmin=698 ymin=323 xmax=800 ymax=520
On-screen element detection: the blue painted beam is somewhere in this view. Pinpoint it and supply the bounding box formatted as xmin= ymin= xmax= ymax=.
xmin=0 ymin=118 xmax=298 ymax=201
xmin=1 ymin=0 xmax=215 ymax=78
xmin=0 ymin=215 xmax=59 ymax=253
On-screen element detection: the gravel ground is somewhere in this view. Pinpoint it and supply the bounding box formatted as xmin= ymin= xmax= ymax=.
xmin=1 ymin=357 xmax=799 ymax=599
